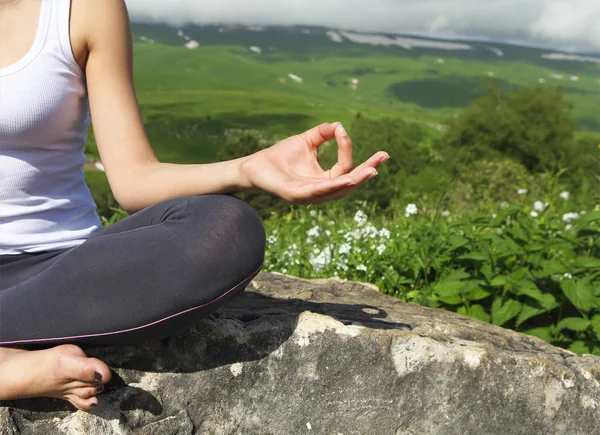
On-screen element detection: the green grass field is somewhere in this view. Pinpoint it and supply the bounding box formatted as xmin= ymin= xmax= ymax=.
xmin=86 ymin=24 xmax=599 ymax=165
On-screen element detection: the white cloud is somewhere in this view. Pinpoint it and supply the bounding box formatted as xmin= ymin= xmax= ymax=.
xmin=125 ymin=0 xmax=600 ymax=51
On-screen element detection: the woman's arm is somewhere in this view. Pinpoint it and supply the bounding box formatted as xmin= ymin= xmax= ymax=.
xmin=85 ymin=1 xmax=388 ymax=214
xmin=85 ymin=0 xmax=254 ymax=214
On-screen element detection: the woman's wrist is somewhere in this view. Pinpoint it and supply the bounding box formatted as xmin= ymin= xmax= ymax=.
xmin=234 ymin=154 xmax=256 ymax=192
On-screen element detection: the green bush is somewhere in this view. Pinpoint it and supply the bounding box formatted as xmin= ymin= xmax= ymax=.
xmin=442 ymin=84 xmax=576 ymax=173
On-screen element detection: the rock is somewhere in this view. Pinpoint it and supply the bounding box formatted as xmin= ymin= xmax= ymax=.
xmin=1 ymin=272 xmax=599 ymax=434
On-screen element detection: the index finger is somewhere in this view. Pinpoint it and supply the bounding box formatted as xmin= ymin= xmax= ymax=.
xmin=300 ymin=122 xmax=341 ymax=148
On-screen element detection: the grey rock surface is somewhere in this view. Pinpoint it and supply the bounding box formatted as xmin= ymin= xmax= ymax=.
xmin=1 ymin=272 xmax=599 ymax=434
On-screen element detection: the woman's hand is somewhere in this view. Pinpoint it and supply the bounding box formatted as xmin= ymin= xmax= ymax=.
xmin=239 ymin=122 xmax=390 ymax=205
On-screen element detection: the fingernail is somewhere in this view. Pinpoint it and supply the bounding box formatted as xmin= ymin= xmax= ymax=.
xmin=369 ymin=170 xmax=378 ymax=179
xmin=91 ymin=402 xmax=98 ymax=407
xmin=96 ymin=385 xmax=104 ymax=393
xmin=94 ymin=372 xmax=103 ymax=382
xmin=337 ymin=124 xmax=347 ymax=136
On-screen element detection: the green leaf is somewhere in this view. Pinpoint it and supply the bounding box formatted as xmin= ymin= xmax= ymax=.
xmin=578 ymin=211 xmax=600 ymax=225
xmin=516 ymin=304 xmax=545 ymax=327
xmin=467 ymin=304 xmax=491 ymax=323
xmin=491 ymin=298 xmax=522 ymax=326
xmin=441 ymin=269 xmax=471 ymax=282
xmin=480 ymin=264 xmax=494 ymax=281
xmin=468 ymin=286 xmax=493 ymax=301
xmin=556 ymin=317 xmax=591 ymax=332
xmin=490 ymin=275 xmax=509 ymax=287
xmin=535 ymin=260 xmax=568 ymax=278
xmin=516 ymin=281 xmax=546 ymax=304
xmin=509 ymin=226 xmax=530 ymax=244
xmin=459 ymin=252 xmax=489 ymax=261
xmin=435 ymin=281 xmax=463 ymax=305
xmin=540 ymin=293 xmax=559 ymax=312
xmin=576 ymin=227 xmax=600 ymax=238
xmin=523 ymin=326 xmax=553 ymax=343
xmin=568 ymin=341 xmax=590 ymax=355
xmin=560 ymin=278 xmax=594 ymax=313
xmin=526 ymin=243 xmax=544 ymax=252
xmin=592 ymin=314 xmax=600 ymax=328
xmin=447 ymin=236 xmax=470 ymax=252
xmin=577 ymin=257 xmax=600 ymax=270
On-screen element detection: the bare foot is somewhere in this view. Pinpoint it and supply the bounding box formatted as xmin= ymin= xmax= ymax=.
xmin=0 ymin=344 xmax=112 ymax=410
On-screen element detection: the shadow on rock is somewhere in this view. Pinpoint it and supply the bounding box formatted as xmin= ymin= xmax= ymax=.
xmin=80 ymin=291 xmax=412 ymax=374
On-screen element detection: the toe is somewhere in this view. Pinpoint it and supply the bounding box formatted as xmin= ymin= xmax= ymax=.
xmin=74 ymin=385 xmax=102 ymax=400
xmin=88 ymin=358 xmax=112 ymax=384
xmin=60 ymin=354 xmax=110 ymax=385
xmin=66 ymin=393 xmax=99 ymax=411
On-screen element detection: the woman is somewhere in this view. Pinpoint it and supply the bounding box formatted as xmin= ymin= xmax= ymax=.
xmin=0 ymin=0 xmax=389 ymax=411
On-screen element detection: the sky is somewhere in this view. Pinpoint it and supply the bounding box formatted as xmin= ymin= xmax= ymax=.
xmin=125 ymin=0 xmax=600 ymax=53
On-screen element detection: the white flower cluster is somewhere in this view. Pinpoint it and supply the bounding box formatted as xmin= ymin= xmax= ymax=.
xmin=354 ymin=210 xmax=368 ymax=227
xmin=560 ymin=191 xmax=570 ymax=200
xmin=405 ymin=204 xmax=418 ymax=218
xmin=306 ymin=225 xmax=320 ymax=238
xmin=562 ymin=212 xmax=580 ymax=223
xmin=309 ymin=246 xmax=332 ymax=271
xmin=517 ymin=189 xmax=528 ymax=195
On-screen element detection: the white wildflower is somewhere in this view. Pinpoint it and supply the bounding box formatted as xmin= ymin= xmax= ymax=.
xmin=356 ymin=264 xmax=367 ymax=272
xmin=325 ymin=230 xmax=331 ymax=237
xmin=344 ymin=229 xmax=361 ymax=241
xmin=328 ymin=220 xmax=335 ymax=226
xmin=267 ymin=235 xmax=278 ymax=244
xmin=338 ymin=243 xmax=351 ymax=255
xmin=492 ymin=214 xmax=497 ymax=218
xmin=309 ymin=210 xmax=317 ymax=217
xmin=562 ymin=212 xmax=580 ymax=223
xmin=441 ymin=210 xmax=450 ymax=217
xmin=560 ymin=191 xmax=570 ymax=200
xmin=565 ymin=224 xmax=572 ymax=231
xmin=530 ymin=211 xmax=539 ymax=217
xmin=281 ymin=268 xmax=287 ymax=274
xmin=379 ymin=228 xmax=391 ymax=239
xmin=354 ymin=210 xmax=368 ymax=227
xmin=309 ymin=247 xmax=331 ymax=271
xmin=563 ymin=273 xmax=573 ymax=279
xmin=360 ymin=223 xmax=379 ymax=239
xmin=580 ymin=210 xmax=586 ymax=215
xmin=376 ymin=244 xmax=386 ymax=255
xmin=306 ymin=225 xmax=320 ymax=237
xmin=533 ymin=201 xmax=545 ymax=212
xmin=500 ymin=201 xmax=509 ymax=209
xmin=405 ymin=204 xmax=418 ymax=217
xmin=336 ymin=262 xmax=349 ymax=272
xmin=517 ymin=188 xmax=528 ymax=195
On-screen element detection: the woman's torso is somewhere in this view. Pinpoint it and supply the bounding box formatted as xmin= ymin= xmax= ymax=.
xmin=0 ymin=0 xmax=102 ymax=255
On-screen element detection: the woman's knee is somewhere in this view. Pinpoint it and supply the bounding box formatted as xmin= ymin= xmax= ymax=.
xmin=180 ymin=194 xmax=266 ymax=269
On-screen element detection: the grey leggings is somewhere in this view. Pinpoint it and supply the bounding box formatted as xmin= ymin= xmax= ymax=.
xmin=0 ymin=194 xmax=266 ymax=346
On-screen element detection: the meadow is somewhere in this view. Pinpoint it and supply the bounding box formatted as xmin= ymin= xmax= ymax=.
xmin=87 ymin=25 xmax=600 ymax=356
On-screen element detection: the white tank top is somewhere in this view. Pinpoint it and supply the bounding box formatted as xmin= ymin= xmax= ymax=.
xmin=0 ymin=0 xmax=103 ymax=255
